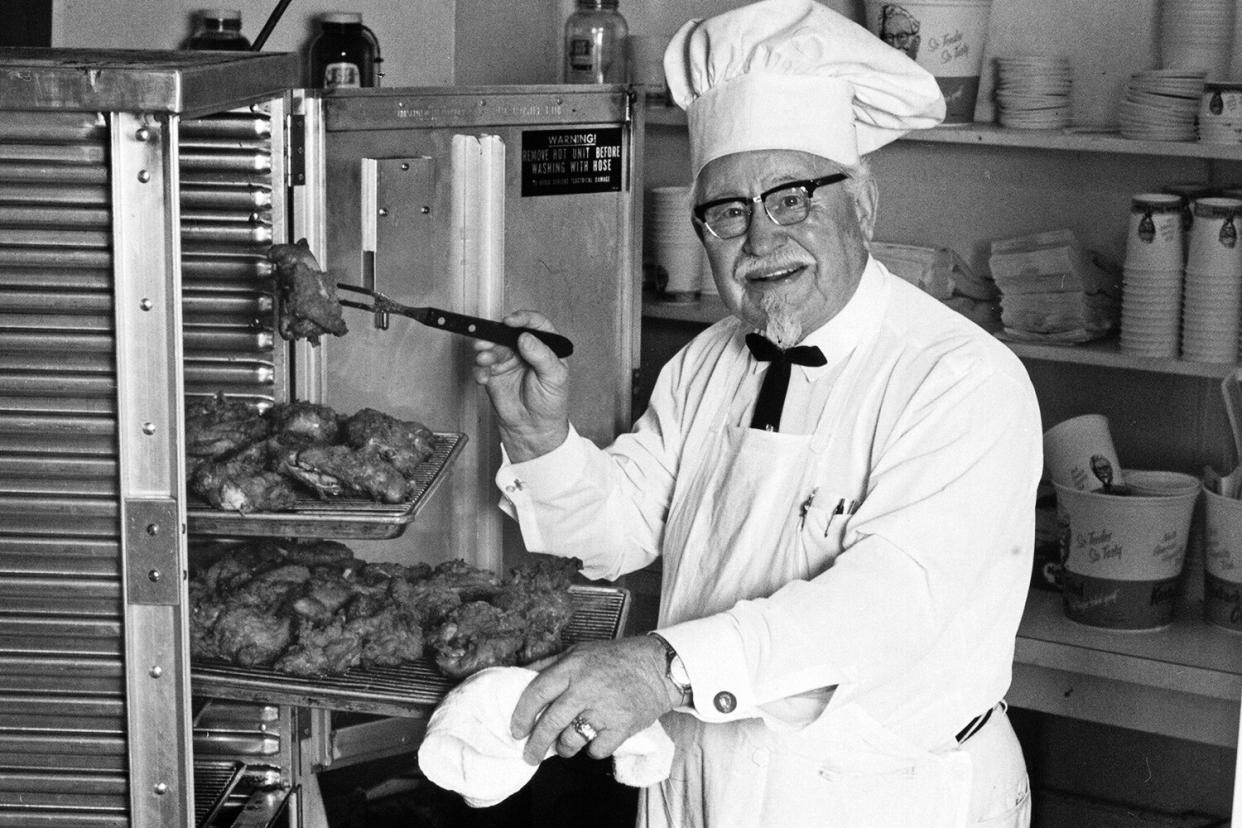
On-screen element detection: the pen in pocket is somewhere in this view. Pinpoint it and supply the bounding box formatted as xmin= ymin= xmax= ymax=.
xmin=825 ymin=498 xmax=858 ymax=536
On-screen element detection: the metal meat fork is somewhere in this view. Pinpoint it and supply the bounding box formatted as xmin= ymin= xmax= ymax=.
xmin=336 ymin=283 xmax=575 ymax=358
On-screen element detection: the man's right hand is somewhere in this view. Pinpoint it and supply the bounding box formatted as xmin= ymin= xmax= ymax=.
xmin=472 ymin=309 xmax=570 ymax=462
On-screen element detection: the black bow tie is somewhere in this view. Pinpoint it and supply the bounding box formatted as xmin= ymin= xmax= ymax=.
xmin=745 ymin=333 xmax=826 ymax=432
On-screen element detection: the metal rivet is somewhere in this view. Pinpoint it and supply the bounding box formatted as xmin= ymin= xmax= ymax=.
xmin=139 ymin=298 xmax=153 ymax=311
xmin=421 ymin=206 xmax=430 ymax=215
xmin=136 ymin=126 xmax=151 ymax=141
xmin=149 ymin=665 xmax=163 ymax=678
xmin=141 ymin=422 xmax=156 ymax=435
xmin=153 ymin=783 xmax=167 ymax=795
xmin=400 ymin=162 xmax=410 ymax=171
xmin=137 ymin=170 xmax=151 ymax=183
xmin=145 ymin=523 xmax=159 ymax=536
xmin=378 ymin=207 xmax=389 ymax=217
xmin=148 ymin=569 xmax=161 ymax=582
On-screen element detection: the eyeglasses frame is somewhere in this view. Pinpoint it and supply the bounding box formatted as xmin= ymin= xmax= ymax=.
xmin=691 ymin=172 xmax=851 ymax=240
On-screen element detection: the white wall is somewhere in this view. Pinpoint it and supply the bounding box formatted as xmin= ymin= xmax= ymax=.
xmin=52 ymin=0 xmax=456 ymax=87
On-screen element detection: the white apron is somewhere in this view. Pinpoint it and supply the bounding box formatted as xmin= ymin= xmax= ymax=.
xmin=641 ymin=346 xmax=974 ymax=828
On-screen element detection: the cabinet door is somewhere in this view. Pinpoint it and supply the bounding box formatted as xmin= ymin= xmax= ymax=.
xmin=0 ymin=110 xmax=194 ymax=827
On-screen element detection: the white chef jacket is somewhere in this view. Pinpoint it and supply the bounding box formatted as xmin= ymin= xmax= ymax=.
xmin=496 ymin=256 xmax=1042 ymax=755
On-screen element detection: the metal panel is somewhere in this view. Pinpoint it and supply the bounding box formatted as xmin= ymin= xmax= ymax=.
xmin=110 ymin=110 xmax=194 ymax=828
xmin=0 ymin=49 xmax=298 ymax=117
xmin=0 ymin=105 xmax=135 ymax=827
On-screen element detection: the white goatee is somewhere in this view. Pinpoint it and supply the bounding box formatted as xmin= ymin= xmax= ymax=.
xmin=758 ymin=292 xmax=803 ymax=347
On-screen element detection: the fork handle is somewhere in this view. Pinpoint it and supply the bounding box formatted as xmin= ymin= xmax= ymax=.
xmin=425 ymin=309 xmax=575 ymax=358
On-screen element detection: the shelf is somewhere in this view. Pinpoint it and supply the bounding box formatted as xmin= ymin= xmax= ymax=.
xmin=642 ymin=297 xmax=1237 ymax=378
xmin=645 ymin=108 xmax=1242 ymax=161
xmin=1012 ymin=589 xmax=1242 ymax=747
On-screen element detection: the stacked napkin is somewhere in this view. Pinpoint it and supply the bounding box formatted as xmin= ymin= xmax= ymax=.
xmin=989 ymin=229 xmax=1120 ymax=343
xmin=418 ymin=666 xmax=675 ymax=808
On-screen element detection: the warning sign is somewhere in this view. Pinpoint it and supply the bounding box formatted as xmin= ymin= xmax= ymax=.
xmin=520 ymin=128 xmax=624 ymax=197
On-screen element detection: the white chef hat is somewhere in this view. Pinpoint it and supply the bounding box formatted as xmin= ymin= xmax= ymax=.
xmin=663 ymin=0 xmax=946 ymax=178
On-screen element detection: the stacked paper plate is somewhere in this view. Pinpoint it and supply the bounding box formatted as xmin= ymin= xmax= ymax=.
xmin=994 ymin=55 xmax=1072 ymax=130
xmin=1159 ymin=0 xmax=1234 ymax=80
xmin=1120 ymin=193 xmax=1185 ymax=358
xmin=1181 ymin=197 xmax=1242 ymax=363
xmin=1118 ymin=69 xmax=1206 ymax=142
xmin=1199 ymin=83 xmax=1242 ymax=145
xmin=645 ymin=186 xmax=702 ymax=301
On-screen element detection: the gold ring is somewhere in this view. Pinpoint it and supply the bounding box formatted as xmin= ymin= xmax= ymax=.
xmin=570 ymin=715 xmax=598 ymax=741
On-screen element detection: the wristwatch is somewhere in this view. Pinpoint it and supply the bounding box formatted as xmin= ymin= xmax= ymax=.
xmin=648 ymin=632 xmax=693 ymax=705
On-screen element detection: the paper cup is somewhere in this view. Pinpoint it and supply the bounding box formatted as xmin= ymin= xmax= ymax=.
xmin=1043 ymin=414 xmax=1125 ymax=492
xmin=1125 ymin=194 xmax=1185 ymax=270
xmin=1055 ymin=481 xmax=1200 ymax=630
xmin=1185 ymin=197 xmax=1242 ymax=274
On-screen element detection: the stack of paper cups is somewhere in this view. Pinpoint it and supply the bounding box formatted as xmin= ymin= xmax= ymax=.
xmin=1181 ymin=197 xmax=1242 ymax=362
xmin=1159 ymin=0 xmax=1235 ymax=80
xmin=1121 ymin=193 xmax=1185 ymax=358
xmin=645 ymin=186 xmax=702 ymax=302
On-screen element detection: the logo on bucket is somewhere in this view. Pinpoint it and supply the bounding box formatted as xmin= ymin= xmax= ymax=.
xmin=876 ymin=4 xmax=921 ymax=60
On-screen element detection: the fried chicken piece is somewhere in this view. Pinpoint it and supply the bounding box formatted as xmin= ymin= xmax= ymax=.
xmin=492 ymin=556 xmax=581 ymax=663
xmin=286 ymin=569 xmax=358 ymax=625
xmin=389 ymin=575 xmax=462 ymax=630
xmin=273 ymin=442 xmax=407 ymax=503
xmin=273 ymin=616 xmax=363 ymax=676
xmin=268 ymin=239 xmax=348 ymax=346
xmin=190 ymin=448 xmax=298 ymax=514
xmin=211 ymin=605 xmax=293 ymax=667
xmin=199 ymin=540 xmax=289 ymax=594
xmin=429 ymin=601 xmax=526 ymax=679
xmin=185 ymin=392 xmax=270 ymax=462
xmin=284 ymin=539 xmax=357 ymax=568
xmin=426 ymin=559 xmax=503 ymax=602
xmin=348 ymin=603 xmax=425 ymax=668
xmin=267 ymin=401 xmax=340 ymax=444
xmin=343 ymin=408 xmax=436 ymax=477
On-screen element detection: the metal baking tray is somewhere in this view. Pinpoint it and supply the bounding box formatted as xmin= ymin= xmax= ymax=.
xmin=191 ymin=585 xmax=630 ymax=717
xmin=186 ymin=431 xmax=466 ymax=540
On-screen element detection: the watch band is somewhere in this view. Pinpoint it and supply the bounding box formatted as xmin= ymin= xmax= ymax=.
xmin=648 ymin=632 xmax=693 ymax=705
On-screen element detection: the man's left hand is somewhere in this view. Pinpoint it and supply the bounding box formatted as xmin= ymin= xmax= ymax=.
xmin=510 ymin=635 xmax=680 ymax=764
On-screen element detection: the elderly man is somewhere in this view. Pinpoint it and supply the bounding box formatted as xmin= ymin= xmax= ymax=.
xmin=471 ymin=1 xmax=1041 ymax=825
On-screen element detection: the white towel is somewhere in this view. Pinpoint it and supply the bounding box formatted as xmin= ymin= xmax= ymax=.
xmin=417 ymin=666 xmax=675 ymax=808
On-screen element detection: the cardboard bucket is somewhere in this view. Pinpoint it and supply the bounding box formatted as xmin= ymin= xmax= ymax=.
xmin=863 ymin=0 xmax=992 ymax=124
xmin=1203 ymin=485 xmax=1242 ymax=632
xmin=1055 ymin=473 xmax=1200 ymax=630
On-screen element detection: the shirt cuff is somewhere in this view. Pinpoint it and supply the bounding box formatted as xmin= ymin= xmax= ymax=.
xmin=653 ymin=614 xmax=753 ymax=724
xmin=494 ymin=425 xmax=584 ymax=552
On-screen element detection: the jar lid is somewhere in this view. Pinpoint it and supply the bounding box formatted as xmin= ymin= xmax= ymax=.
xmin=320 ymin=11 xmax=363 ymax=24
xmin=201 ymin=8 xmax=242 ymax=20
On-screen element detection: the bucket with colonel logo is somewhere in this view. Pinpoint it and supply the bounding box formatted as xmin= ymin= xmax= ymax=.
xmin=863 ymin=0 xmax=992 ymax=124
xmin=1203 ymin=485 xmax=1242 ymax=632
xmin=1054 ymin=474 xmax=1200 ymax=630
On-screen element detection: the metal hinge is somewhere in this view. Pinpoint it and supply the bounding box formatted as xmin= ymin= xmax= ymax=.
xmin=124 ymin=498 xmax=181 ymax=605
xmin=289 ymin=113 xmax=306 ymax=187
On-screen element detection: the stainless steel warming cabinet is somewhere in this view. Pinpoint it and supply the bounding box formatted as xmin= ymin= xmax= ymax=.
xmin=0 ymin=48 xmax=639 ymax=828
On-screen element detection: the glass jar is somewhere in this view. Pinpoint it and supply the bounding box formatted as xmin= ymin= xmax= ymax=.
xmin=185 ymin=9 xmax=251 ymax=50
xmin=307 ymin=12 xmax=383 ymax=89
xmin=563 ymin=0 xmax=628 ymax=84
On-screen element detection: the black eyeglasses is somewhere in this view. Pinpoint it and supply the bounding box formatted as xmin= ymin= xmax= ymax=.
xmin=692 ymin=173 xmax=850 ymax=240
